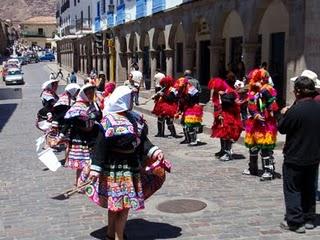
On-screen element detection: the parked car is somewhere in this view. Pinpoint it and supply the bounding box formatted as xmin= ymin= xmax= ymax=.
xmin=5 ymin=68 xmax=24 ymax=85
xmin=17 ymin=56 xmax=29 ymax=65
xmin=39 ymin=53 xmax=55 ymax=62
xmin=2 ymin=63 xmax=20 ymax=81
xmin=27 ymin=54 xmax=40 ymax=63
xmin=7 ymin=58 xmax=21 ymax=69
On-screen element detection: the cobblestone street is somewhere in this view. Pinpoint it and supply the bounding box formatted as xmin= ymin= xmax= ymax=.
xmin=0 ymin=63 xmax=319 ymax=240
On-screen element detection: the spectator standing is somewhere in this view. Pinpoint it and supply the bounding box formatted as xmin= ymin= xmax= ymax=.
xmin=154 ymin=69 xmax=165 ymax=93
xmin=124 ymin=73 xmax=139 ymax=105
xmin=279 ymin=76 xmax=320 ymax=233
xmin=184 ymin=70 xmax=201 ymax=93
xmin=131 ymin=64 xmax=143 ymax=104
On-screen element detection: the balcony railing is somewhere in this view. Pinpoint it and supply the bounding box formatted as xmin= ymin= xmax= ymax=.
xmin=152 ymin=0 xmax=165 ymax=14
xmin=63 ymin=25 xmax=76 ymax=36
xmin=21 ymin=31 xmax=46 ymax=38
xmin=76 ymin=18 xmax=92 ymax=33
xmin=136 ymin=0 xmax=147 ymax=19
xmin=94 ymin=17 xmax=101 ymax=32
xmin=61 ymin=0 xmax=70 ymax=14
xmin=116 ymin=4 xmax=125 ymax=25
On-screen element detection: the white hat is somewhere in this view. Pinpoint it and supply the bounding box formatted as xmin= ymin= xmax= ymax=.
xmin=65 ymin=83 xmax=80 ymax=97
xmin=77 ymin=83 xmax=96 ymax=102
xmin=290 ymin=70 xmax=320 ymax=89
xmin=41 ymin=79 xmax=59 ymax=90
xmin=234 ymin=80 xmax=244 ymax=88
xmin=104 ymin=86 xmax=133 ymax=113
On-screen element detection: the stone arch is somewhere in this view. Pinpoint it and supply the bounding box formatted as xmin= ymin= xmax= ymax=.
xmin=245 ymin=0 xmax=290 ymax=42
xmin=222 ymin=10 xmax=245 ymax=71
xmin=258 ymin=0 xmax=290 ymax=105
xmin=152 ymin=27 xmax=165 ymax=50
xmin=128 ymin=32 xmax=138 ymax=52
xmin=119 ymin=35 xmax=127 ymax=53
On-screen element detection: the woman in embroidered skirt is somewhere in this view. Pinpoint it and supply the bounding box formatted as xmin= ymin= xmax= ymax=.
xmin=208 ymin=77 xmax=242 ymax=161
xmin=62 ymin=83 xmax=102 ymax=187
xmin=46 ymin=83 xmax=80 ymax=148
xmin=87 ymin=86 xmax=168 ymax=240
xmin=36 ymin=79 xmax=59 ymax=132
xmin=242 ymin=68 xmax=279 ymax=181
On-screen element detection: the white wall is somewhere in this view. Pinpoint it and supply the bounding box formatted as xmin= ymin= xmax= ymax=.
xmin=124 ymin=0 xmax=136 ymax=23
xmin=166 ymin=0 xmax=183 ymax=10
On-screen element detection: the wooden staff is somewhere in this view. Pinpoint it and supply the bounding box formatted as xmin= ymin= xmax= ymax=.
xmin=62 ymin=180 xmax=92 ymax=198
xmin=140 ymin=87 xmax=166 ymax=105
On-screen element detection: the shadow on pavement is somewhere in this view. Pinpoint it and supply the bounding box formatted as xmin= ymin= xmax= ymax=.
xmin=0 ymin=103 xmax=17 ymax=132
xmin=91 ymin=218 xmax=182 ymax=239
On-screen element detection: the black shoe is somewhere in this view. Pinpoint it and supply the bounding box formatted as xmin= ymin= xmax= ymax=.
xmin=154 ymin=134 xmax=165 ymax=138
xmin=180 ymin=139 xmax=189 ymax=144
xmin=305 ymin=221 xmax=315 ymax=230
xmin=214 ymin=150 xmax=224 ymax=157
xmin=280 ymin=220 xmax=306 ymax=233
xmin=171 ymin=134 xmax=183 ymax=139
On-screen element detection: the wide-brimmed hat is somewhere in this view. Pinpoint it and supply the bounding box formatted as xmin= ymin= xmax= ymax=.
xmin=290 ymin=70 xmax=320 ymax=89
xmin=41 ymin=79 xmax=59 ymax=90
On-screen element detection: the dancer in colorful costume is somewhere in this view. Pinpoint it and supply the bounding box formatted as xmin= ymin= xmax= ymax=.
xmin=243 ymin=68 xmax=279 ymax=180
xmin=101 ymin=82 xmax=116 ymax=116
xmin=152 ymin=76 xmax=180 ymax=138
xmin=175 ymin=78 xmax=203 ymax=146
xmin=61 ymin=83 xmax=102 ymax=187
xmin=208 ymin=77 xmax=242 ymax=161
xmin=87 ymin=86 xmax=170 ymax=240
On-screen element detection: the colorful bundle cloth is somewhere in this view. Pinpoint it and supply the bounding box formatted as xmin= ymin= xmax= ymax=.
xmin=152 ymin=76 xmax=178 ymax=118
xmin=244 ymin=69 xmax=279 ymax=150
xmin=175 ymin=78 xmax=203 ymax=127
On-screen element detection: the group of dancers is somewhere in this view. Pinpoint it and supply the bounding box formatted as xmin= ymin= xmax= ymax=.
xmin=36 ymin=76 xmax=170 ymax=240
xmin=151 ymin=68 xmax=278 ymax=181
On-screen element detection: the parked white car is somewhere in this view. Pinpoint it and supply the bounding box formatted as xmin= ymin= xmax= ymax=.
xmin=5 ymin=68 xmax=24 ymax=85
xmin=7 ymin=58 xmax=21 ymax=69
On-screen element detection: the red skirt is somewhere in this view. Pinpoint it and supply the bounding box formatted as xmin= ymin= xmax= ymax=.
xmin=152 ymin=100 xmax=178 ymax=118
xmin=211 ymin=110 xmax=242 ymax=141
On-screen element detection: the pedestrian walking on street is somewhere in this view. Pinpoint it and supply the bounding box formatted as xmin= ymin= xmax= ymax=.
xmin=279 ymin=76 xmax=320 ymax=233
xmin=208 ymin=77 xmax=242 ymax=161
xmin=56 ymin=68 xmax=64 ymax=79
xmin=242 ymin=68 xmax=279 ymax=181
xmin=87 ymin=86 xmax=169 ymax=240
xmin=61 ymin=83 xmax=102 ymax=187
xmin=69 ymin=71 xmax=77 ymax=83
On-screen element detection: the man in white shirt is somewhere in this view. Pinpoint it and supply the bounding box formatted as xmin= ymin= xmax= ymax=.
xmin=130 ymin=64 xmax=143 ymax=105
xmin=154 ymin=69 xmax=165 ymax=93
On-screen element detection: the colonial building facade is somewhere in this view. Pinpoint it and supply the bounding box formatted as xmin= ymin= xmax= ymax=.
xmin=20 ymin=17 xmax=57 ymax=49
xmin=57 ymin=0 xmax=320 ymax=104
